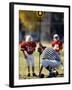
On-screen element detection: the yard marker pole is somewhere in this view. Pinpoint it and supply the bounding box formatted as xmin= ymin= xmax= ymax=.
xmin=37 ymin=11 xmax=43 ymax=74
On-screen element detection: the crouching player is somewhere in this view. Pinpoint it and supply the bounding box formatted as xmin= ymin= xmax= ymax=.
xmin=38 ymin=43 xmax=62 ymax=78
xmin=20 ymin=35 xmax=37 ymax=77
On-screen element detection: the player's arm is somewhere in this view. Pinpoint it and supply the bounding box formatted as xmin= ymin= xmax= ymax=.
xmin=20 ymin=47 xmax=27 ymax=58
xmin=20 ymin=42 xmax=27 ymax=58
xmin=23 ymin=50 xmax=28 ymax=59
xmin=38 ymin=42 xmax=46 ymax=55
xmin=21 ymin=48 xmax=24 ymax=51
xmin=32 ymin=42 xmax=36 ymax=51
xmin=20 ymin=41 xmax=25 ymax=51
xmin=59 ymin=42 xmax=63 ymax=50
xmin=51 ymin=41 xmax=55 ymax=47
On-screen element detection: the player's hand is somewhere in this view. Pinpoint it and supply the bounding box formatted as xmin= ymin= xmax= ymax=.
xmin=23 ymin=51 xmax=27 ymax=59
xmin=39 ymin=73 xmax=44 ymax=78
xmin=21 ymin=48 xmax=24 ymax=51
xmin=24 ymin=55 xmax=27 ymax=59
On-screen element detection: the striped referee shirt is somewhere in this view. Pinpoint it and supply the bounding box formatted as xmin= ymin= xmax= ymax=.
xmin=41 ymin=48 xmax=61 ymax=61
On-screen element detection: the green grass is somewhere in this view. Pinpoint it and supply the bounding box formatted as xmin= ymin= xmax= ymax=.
xmin=19 ymin=51 xmax=64 ymax=79
xmin=19 ymin=42 xmax=64 ymax=79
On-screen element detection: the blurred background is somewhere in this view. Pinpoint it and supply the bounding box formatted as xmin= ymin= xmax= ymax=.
xmin=19 ymin=10 xmax=64 ymax=43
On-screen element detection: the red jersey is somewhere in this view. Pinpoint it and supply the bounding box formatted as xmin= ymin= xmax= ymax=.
xmin=52 ymin=40 xmax=63 ymax=52
xmin=20 ymin=41 xmax=36 ymax=54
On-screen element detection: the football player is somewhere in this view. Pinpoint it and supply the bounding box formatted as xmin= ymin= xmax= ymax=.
xmin=51 ymin=34 xmax=63 ymax=53
xmin=20 ymin=35 xmax=37 ymax=77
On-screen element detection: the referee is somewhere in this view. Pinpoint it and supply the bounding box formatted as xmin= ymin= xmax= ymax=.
xmin=39 ymin=47 xmax=61 ymax=77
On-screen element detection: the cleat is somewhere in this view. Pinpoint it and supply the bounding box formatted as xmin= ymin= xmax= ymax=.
xmin=27 ymin=73 xmax=30 ymax=77
xmin=33 ymin=73 xmax=37 ymax=77
xmin=47 ymin=70 xmax=59 ymax=78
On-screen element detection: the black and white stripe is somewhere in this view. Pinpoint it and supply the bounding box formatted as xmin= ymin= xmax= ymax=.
xmin=41 ymin=48 xmax=60 ymax=61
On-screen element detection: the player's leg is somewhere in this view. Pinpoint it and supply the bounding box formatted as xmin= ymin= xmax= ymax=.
xmin=30 ymin=55 xmax=37 ymax=76
xmin=27 ymin=66 xmax=30 ymax=76
xmin=39 ymin=59 xmax=48 ymax=78
xmin=41 ymin=59 xmax=61 ymax=77
xmin=26 ymin=55 xmax=31 ymax=76
xmin=47 ymin=60 xmax=61 ymax=77
xmin=42 ymin=59 xmax=61 ymax=68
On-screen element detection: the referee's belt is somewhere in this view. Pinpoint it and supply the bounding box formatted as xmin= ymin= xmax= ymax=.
xmin=42 ymin=58 xmax=55 ymax=61
xmin=42 ymin=58 xmax=49 ymax=59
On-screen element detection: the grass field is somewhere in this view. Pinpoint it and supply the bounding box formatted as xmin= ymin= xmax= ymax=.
xmin=19 ymin=42 xmax=64 ymax=79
